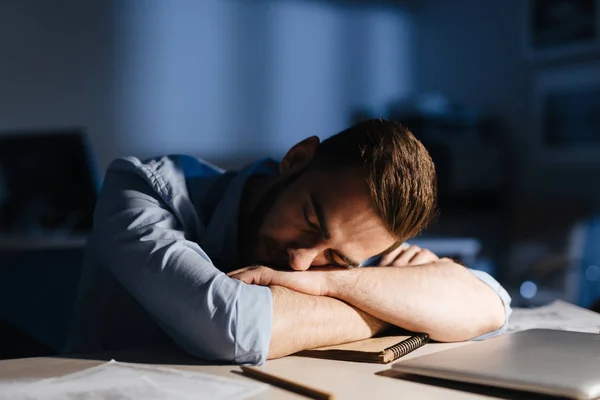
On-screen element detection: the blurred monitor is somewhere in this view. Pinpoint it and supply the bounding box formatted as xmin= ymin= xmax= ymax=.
xmin=0 ymin=129 xmax=99 ymax=236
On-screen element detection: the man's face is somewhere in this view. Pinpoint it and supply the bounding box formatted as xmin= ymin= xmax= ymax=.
xmin=244 ymin=166 xmax=396 ymax=271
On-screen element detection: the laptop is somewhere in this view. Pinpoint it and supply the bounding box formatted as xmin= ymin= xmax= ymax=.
xmin=392 ymin=329 xmax=600 ymax=400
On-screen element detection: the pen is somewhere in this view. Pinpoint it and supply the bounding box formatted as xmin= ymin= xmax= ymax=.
xmin=240 ymin=366 xmax=334 ymax=400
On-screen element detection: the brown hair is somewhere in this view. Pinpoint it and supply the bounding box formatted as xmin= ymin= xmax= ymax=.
xmin=313 ymin=119 xmax=438 ymax=250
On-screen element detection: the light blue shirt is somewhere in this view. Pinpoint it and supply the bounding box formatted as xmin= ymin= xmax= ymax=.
xmin=67 ymin=155 xmax=512 ymax=365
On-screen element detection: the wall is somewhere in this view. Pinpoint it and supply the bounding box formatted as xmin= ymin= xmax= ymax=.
xmin=5 ymin=0 xmax=597 ymax=199
xmin=115 ymin=0 xmax=416 ymax=170
xmin=0 ymin=0 xmax=417 ymax=174
xmin=0 ymin=0 xmax=118 ymax=172
xmin=413 ymin=0 xmax=600 ymax=204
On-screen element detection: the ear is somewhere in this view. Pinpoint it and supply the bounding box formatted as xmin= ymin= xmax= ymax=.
xmin=279 ymin=136 xmax=320 ymax=177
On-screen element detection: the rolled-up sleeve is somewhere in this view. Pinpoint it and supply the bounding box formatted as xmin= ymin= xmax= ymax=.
xmin=92 ymin=158 xmax=272 ymax=364
xmin=469 ymin=269 xmax=512 ymax=340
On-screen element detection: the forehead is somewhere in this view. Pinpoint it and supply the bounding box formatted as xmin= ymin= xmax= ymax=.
xmin=295 ymin=167 xmax=396 ymax=258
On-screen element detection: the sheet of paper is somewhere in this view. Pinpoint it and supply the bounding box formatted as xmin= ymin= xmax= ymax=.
xmin=507 ymin=299 xmax=600 ymax=334
xmin=0 ymin=360 xmax=266 ymax=400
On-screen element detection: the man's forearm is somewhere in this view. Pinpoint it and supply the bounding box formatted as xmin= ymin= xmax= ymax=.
xmin=326 ymin=260 xmax=506 ymax=342
xmin=268 ymin=285 xmax=388 ymax=359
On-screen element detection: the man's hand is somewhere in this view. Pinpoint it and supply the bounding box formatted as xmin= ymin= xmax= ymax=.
xmin=228 ymin=266 xmax=391 ymax=359
xmin=228 ymin=266 xmax=331 ymax=296
xmin=228 ymin=243 xmax=443 ymax=296
xmin=229 ymin=255 xmax=506 ymax=342
xmin=324 ymin=260 xmax=506 ymax=341
xmin=378 ymin=243 xmax=439 ymax=266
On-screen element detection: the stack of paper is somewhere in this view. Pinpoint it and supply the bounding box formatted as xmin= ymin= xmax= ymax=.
xmin=507 ymin=300 xmax=600 ymax=334
xmin=0 ymin=360 xmax=266 ymax=400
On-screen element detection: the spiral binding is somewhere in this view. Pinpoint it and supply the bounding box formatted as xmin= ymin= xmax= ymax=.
xmin=381 ymin=333 xmax=429 ymax=363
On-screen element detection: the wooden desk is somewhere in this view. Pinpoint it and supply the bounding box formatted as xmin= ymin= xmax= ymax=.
xmin=0 ymin=343 xmax=503 ymax=399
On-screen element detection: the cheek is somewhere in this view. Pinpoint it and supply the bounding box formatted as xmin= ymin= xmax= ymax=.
xmin=260 ymin=196 xmax=294 ymax=234
xmin=260 ymin=194 xmax=303 ymax=243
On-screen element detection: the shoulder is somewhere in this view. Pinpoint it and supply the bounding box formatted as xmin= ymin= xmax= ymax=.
xmin=107 ymin=155 xmax=223 ymax=182
xmin=98 ymin=155 xmax=221 ymax=239
xmin=105 ymin=155 xmax=223 ymax=198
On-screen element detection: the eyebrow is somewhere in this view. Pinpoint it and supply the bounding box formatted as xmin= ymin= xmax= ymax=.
xmin=310 ymin=193 xmax=360 ymax=268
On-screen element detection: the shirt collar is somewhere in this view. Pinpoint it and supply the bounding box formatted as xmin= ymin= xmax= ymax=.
xmin=199 ymin=158 xmax=278 ymax=272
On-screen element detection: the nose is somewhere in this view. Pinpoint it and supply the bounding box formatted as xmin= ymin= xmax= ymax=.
xmin=287 ymin=247 xmax=321 ymax=271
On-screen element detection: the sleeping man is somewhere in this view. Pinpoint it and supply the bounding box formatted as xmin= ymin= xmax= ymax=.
xmin=67 ymin=119 xmax=511 ymax=364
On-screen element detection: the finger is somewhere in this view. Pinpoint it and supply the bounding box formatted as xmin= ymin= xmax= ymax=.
xmin=379 ymin=242 xmax=410 ymax=266
xmin=409 ymin=249 xmax=439 ymax=265
xmin=393 ymin=245 xmax=421 ymax=266
xmin=230 ymin=266 xmax=275 ymax=286
xmin=228 ymin=271 xmax=253 ymax=284
xmin=233 ymin=271 xmax=265 ymax=285
xmin=227 ymin=267 xmax=251 ymax=277
xmin=438 ymin=257 xmax=457 ymax=264
xmin=227 ymin=265 xmax=260 ymax=277
xmin=229 ymin=274 xmax=247 ymax=283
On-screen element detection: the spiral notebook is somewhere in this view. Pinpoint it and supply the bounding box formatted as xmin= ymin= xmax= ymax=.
xmin=295 ymin=333 xmax=429 ymax=364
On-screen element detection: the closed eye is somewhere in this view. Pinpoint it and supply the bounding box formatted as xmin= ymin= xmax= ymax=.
xmin=303 ymin=204 xmax=319 ymax=231
xmin=328 ymin=250 xmax=352 ymax=268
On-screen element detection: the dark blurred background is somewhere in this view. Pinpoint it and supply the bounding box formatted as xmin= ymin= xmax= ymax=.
xmin=1 ymin=0 xmax=599 ymax=358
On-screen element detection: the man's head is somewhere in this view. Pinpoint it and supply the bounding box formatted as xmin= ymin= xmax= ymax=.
xmin=241 ymin=119 xmax=437 ymax=271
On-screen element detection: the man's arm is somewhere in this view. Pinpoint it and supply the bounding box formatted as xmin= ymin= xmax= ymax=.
xmin=230 ymin=259 xmax=508 ymax=342
xmin=93 ymin=157 xmax=387 ymax=364
xmin=90 ymin=158 xmax=275 ymax=364
xmin=268 ymin=286 xmax=388 ymax=359
xmin=326 ymin=261 xmax=506 ymax=341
